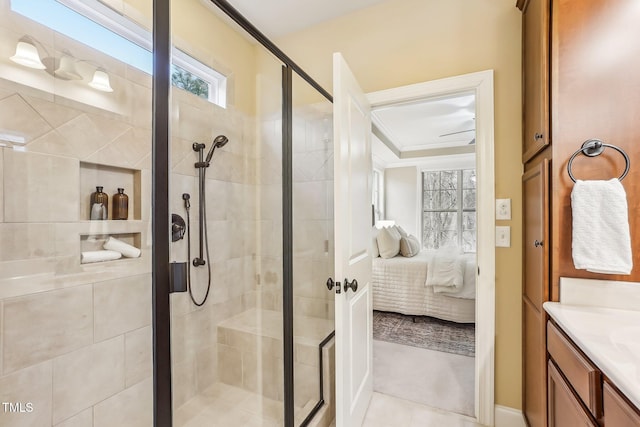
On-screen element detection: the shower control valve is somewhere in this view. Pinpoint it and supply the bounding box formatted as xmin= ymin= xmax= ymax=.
xmin=193 ymin=257 xmax=206 ymax=267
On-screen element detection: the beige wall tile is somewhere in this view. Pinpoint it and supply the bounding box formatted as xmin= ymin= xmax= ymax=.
xmin=195 ymin=345 xmax=217 ymax=393
xmin=93 ymin=377 xmax=152 ymax=427
xmin=94 ymin=274 xmax=151 ymax=342
xmin=294 ymin=362 xmax=318 ymax=408
xmin=54 ymin=408 xmax=92 ymax=427
xmin=217 ymin=344 xmax=242 ymax=388
xmin=3 ymin=150 xmax=79 ymax=222
xmin=0 ymin=94 xmax=52 ymax=144
xmin=0 ymin=223 xmax=56 ymax=262
xmin=242 ymin=352 xmax=282 ymax=401
xmin=125 ymin=326 xmax=152 ymax=388
xmin=23 ymin=95 xmax=82 ymax=129
xmin=52 ymin=335 xmax=125 ymax=424
xmin=3 ymin=285 xmax=93 ymax=373
xmin=0 ymin=361 xmax=53 ymax=427
xmin=172 ymin=358 xmax=196 ymax=409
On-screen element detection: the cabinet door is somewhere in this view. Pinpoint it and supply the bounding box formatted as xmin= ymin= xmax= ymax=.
xmin=548 ymin=361 xmax=598 ymax=427
xmin=604 ymin=382 xmax=640 ymax=427
xmin=521 ymin=0 xmax=550 ymax=162
xmin=524 ymin=299 xmax=546 ymax=427
xmin=523 ymin=159 xmax=549 ymax=310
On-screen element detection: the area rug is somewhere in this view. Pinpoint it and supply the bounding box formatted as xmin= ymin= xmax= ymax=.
xmin=373 ymin=310 xmax=475 ymax=357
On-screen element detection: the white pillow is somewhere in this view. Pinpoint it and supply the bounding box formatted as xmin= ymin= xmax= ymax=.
xmin=400 ymin=235 xmax=421 ymax=257
xmin=395 ymin=225 xmax=408 ymax=238
xmin=372 ymin=227 xmax=380 ymax=257
xmin=377 ymin=226 xmax=401 ymax=259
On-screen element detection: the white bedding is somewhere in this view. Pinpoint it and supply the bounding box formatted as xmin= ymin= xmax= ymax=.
xmin=372 ymin=250 xmax=476 ymax=323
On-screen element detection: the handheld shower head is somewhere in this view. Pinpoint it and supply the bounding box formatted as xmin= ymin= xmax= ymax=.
xmin=205 ymin=135 xmax=229 ymax=164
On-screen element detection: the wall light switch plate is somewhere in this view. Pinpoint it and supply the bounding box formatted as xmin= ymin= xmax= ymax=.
xmin=496 ymin=226 xmax=511 ymax=247
xmin=496 ymin=198 xmax=511 ymax=220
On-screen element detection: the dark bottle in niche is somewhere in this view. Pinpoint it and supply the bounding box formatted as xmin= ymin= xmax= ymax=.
xmin=90 ymin=186 xmax=108 ymax=220
xmin=112 ymin=188 xmax=129 ymax=220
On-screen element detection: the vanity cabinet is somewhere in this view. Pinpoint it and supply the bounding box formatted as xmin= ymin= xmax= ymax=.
xmin=604 ymin=382 xmax=640 ymax=427
xmin=547 ymin=361 xmax=598 ymax=427
xmin=547 ymin=320 xmax=640 ymax=427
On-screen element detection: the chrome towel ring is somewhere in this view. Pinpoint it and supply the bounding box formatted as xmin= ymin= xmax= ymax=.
xmin=567 ymin=139 xmax=630 ymax=183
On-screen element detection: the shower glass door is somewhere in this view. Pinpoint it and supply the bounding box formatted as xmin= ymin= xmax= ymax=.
xmin=291 ymin=72 xmax=335 ymax=425
xmin=169 ymin=1 xmax=286 ymax=425
xmin=0 ymin=0 xmax=154 ymax=425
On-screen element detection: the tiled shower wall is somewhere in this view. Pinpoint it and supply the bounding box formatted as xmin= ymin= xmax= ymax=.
xmin=0 ymin=13 xmax=262 ymax=427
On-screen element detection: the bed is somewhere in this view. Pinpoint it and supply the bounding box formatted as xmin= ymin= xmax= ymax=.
xmin=372 ymin=250 xmax=476 ymax=323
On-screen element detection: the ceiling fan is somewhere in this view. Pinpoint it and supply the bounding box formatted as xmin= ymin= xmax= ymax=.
xmin=439 ymin=128 xmax=476 ymax=144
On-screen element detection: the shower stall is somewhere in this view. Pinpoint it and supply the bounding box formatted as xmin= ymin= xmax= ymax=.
xmin=0 ymin=0 xmax=335 ymax=426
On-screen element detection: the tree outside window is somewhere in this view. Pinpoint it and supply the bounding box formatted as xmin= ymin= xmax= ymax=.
xmin=422 ymin=169 xmax=476 ymax=252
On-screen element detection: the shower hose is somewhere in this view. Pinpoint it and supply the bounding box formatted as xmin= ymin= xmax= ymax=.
xmin=184 ymin=185 xmax=211 ymax=307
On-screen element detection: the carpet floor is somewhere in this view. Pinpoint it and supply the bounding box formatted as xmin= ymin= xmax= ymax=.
xmin=373 ymin=310 xmax=475 ymax=357
xmin=373 ymin=340 xmax=475 ymax=417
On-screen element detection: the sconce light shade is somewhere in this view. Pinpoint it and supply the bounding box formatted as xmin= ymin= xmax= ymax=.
xmin=10 ymin=40 xmax=46 ymax=70
xmin=88 ymin=69 xmax=113 ymax=92
xmin=55 ymin=55 xmax=82 ymax=80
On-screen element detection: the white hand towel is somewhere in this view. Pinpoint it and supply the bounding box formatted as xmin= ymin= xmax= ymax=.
xmin=103 ymin=236 xmax=141 ymax=258
xmin=571 ymin=179 xmax=632 ymax=275
xmin=81 ymin=250 xmax=122 ymax=264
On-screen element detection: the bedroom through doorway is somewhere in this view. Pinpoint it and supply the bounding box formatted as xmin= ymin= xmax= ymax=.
xmin=369 ymin=88 xmax=479 ymax=418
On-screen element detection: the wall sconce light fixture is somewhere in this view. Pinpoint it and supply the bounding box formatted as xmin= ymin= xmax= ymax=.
xmin=10 ymin=35 xmax=114 ymax=93
xmin=10 ymin=36 xmax=46 ymax=70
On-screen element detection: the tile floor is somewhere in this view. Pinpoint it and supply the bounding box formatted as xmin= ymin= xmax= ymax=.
xmin=362 ymin=392 xmax=483 ymax=427
xmin=175 ymin=383 xmax=483 ymax=427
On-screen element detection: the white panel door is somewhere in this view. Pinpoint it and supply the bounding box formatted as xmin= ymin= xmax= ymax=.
xmin=333 ymin=52 xmax=373 ymax=427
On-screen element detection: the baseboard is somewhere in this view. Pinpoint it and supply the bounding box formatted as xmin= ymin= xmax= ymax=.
xmin=494 ymin=405 xmax=526 ymax=427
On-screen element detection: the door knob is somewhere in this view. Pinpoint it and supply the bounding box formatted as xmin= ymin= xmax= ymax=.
xmin=534 ymin=240 xmax=543 ymax=248
xmin=344 ymin=278 xmax=358 ymax=293
xmin=327 ymin=278 xmax=341 ymax=294
xmin=534 ymin=132 xmax=544 ymax=141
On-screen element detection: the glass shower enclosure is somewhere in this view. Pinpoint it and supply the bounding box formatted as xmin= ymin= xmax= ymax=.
xmin=0 ymin=0 xmax=335 ymax=426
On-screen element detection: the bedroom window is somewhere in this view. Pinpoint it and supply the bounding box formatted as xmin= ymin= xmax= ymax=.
xmin=422 ymin=169 xmax=476 ymax=252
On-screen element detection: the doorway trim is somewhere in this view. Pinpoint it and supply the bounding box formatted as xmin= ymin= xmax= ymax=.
xmin=366 ymin=69 xmax=495 ymax=426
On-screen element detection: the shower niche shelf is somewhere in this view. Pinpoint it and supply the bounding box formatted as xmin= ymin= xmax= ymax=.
xmin=80 ymin=232 xmax=142 ymax=264
xmin=80 ymin=162 xmax=142 ymax=221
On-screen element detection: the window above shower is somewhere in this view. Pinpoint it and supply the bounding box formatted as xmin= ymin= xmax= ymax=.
xmin=10 ymin=0 xmax=227 ymax=107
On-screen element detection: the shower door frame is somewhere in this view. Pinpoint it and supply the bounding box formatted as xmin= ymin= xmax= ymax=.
xmin=150 ymin=1 xmax=334 ymax=426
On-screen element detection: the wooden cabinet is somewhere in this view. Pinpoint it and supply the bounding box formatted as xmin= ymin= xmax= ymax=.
xmin=522 ymin=159 xmax=550 ymax=427
xmin=548 ymin=361 xmax=599 ymax=427
xmin=518 ymin=0 xmax=550 ymax=162
xmin=547 ymin=322 xmax=602 ymax=419
xmin=520 ymin=0 xmax=640 ymax=424
xmin=604 ymin=382 xmax=640 ymax=427
xmin=547 ymin=320 xmax=640 ymax=426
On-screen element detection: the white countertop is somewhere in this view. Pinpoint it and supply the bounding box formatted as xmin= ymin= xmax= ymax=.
xmin=544 ymin=301 xmax=640 ymax=409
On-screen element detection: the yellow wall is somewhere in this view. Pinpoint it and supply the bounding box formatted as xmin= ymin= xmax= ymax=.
xmin=277 ymin=0 xmax=524 ymax=409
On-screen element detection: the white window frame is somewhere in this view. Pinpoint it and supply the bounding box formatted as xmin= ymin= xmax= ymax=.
xmin=421 ymin=168 xmax=476 ymax=252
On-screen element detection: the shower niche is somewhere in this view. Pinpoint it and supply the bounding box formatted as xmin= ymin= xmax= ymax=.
xmin=78 ymin=162 xmax=145 ymax=264
xmin=79 ymin=161 xmax=142 ymax=221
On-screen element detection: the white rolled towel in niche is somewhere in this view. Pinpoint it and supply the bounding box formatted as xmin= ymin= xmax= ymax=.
xmin=81 ymin=250 xmax=122 ymax=264
xmin=103 ymin=236 xmax=141 ymax=258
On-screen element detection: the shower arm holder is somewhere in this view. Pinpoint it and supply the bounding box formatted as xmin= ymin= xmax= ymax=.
xmin=192 ymin=143 xmax=207 ymax=266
